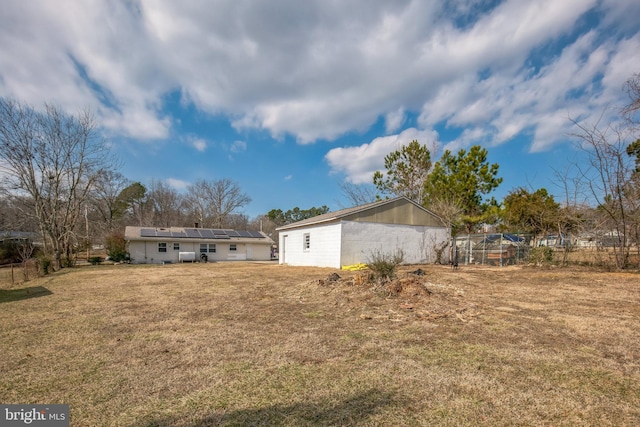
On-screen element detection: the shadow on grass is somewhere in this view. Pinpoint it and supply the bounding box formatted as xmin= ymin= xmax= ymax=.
xmin=0 ymin=286 xmax=52 ymax=303
xmin=140 ymin=388 xmax=400 ymax=427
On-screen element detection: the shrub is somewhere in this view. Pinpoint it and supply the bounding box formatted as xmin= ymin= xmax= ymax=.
xmin=62 ymin=256 xmax=75 ymax=268
xmin=38 ymin=256 xmax=52 ymax=275
xmin=105 ymin=231 xmax=128 ymax=262
xmin=366 ymin=248 xmax=405 ymax=281
xmin=88 ymin=256 xmax=103 ymax=265
xmin=529 ymin=246 xmax=554 ymax=266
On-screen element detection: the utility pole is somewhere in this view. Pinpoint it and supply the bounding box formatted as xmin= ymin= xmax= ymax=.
xmin=85 ymin=205 xmax=90 ymax=261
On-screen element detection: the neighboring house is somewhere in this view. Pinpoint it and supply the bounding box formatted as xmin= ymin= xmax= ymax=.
xmin=276 ymin=196 xmax=449 ymax=268
xmin=124 ymin=226 xmax=274 ymax=264
xmin=0 ymin=231 xmax=42 ymax=246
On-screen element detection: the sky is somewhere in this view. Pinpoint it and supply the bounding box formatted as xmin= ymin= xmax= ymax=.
xmin=1 ymin=0 xmax=640 ymax=219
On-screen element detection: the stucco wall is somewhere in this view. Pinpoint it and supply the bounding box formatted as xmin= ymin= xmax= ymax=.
xmin=279 ymin=222 xmax=342 ymax=268
xmin=340 ymin=221 xmax=450 ymax=265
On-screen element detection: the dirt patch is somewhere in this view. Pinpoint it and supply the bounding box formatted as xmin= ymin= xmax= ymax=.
xmin=311 ymin=268 xmax=482 ymax=322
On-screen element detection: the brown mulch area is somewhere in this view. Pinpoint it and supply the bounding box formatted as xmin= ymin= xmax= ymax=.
xmin=310 ymin=267 xmax=483 ymax=323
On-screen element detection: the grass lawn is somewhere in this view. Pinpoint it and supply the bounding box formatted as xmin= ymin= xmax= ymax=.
xmin=1 ymin=262 xmax=639 ymax=426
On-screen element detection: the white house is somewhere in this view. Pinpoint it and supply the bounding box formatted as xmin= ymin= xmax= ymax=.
xmin=125 ymin=226 xmax=274 ymax=264
xmin=276 ymin=197 xmax=450 ymax=268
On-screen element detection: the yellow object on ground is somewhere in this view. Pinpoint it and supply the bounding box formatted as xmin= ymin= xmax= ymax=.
xmin=341 ymin=263 xmax=369 ymax=271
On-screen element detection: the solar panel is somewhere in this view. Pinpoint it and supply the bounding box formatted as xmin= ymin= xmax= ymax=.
xmin=249 ymin=231 xmax=264 ymax=238
xmin=171 ymin=230 xmax=187 ymax=238
xmin=199 ymin=229 xmax=215 ymax=238
xmin=140 ymin=228 xmax=156 ymax=237
xmin=226 ymin=230 xmax=241 ymax=237
xmin=156 ymin=229 xmax=171 ymax=237
xmin=212 ymin=229 xmax=227 ymax=235
xmin=238 ymin=230 xmax=251 ymax=238
xmin=184 ymin=228 xmax=201 ymax=238
xmin=215 ymin=234 xmax=230 ymax=239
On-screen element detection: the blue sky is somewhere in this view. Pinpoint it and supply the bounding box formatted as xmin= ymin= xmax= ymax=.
xmin=1 ymin=0 xmax=639 ymax=218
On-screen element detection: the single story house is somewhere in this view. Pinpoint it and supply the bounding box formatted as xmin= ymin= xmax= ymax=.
xmin=124 ymin=226 xmax=274 ymax=264
xmin=276 ymin=196 xmax=450 ymax=268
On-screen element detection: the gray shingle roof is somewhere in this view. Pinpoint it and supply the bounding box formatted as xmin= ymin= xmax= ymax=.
xmin=276 ymin=196 xmax=439 ymax=230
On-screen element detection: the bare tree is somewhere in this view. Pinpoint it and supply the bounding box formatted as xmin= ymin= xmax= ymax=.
xmin=184 ymin=178 xmax=251 ymax=228
xmin=223 ymin=213 xmax=249 ymax=230
xmin=0 ymin=98 xmax=111 ymax=268
xmin=184 ymin=179 xmax=213 ymax=227
xmin=15 ymin=238 xmax=35 ymax=281
xmin=426 ymin=195 xmax=463 ymax=233
xmin=338 ymin=182 xmax=378 ymax=207
xmin=571 ymin=113 xmax=636 ymax=268
xmin=147 ymin=179 xmax=184 ymax=227
xmin=89 ymin=169 xmax=131 ymax=234
xmin=210 ymin=178 xmax=251 ymax=228
xmin=623 ymin=72 xmax=640 ymax=120
xmin=0 ymin=195 xmax=39 ymax=233
xmin=249 ymin=214 xmax=277 ymax=236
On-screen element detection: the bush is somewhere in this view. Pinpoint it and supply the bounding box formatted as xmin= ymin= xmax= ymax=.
xmin=38 ymin=256 xmax=52 ymax=275
xmin=62 ymin=256 xmax=75 ymax=268
xmin=88 ymin=256 xmax=103 ymax=265
xmin=366 ymin=248 xmax=405 ymax=281
xmin=529 ymin=246 xmax=554 ymax=266
xmin=105 ymin=231 xmax=128 ymax=262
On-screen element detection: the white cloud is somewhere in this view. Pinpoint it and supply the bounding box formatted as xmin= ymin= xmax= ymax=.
xmin=284 ymin=174 xmax=293 ymax=181
xmin=166 ymin=177 xmax=190 ymax=190
xmin=182 ymin=136 xmax=207 ymax=152
xmin=385 ymin=108 xmax=406 ymax=134
xmin=230 ymin=140 xmax=247 ymax=153
xmin=325 ymin=128 xmax=439 ymax=184
xmin=0 ymin=0 xmax=637 ymax=154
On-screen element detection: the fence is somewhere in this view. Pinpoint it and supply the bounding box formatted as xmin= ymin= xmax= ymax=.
xmin=453 ymin=233 xmax=533 ymax=267
xmin=0 ymin=260 xmax=40 ymax=287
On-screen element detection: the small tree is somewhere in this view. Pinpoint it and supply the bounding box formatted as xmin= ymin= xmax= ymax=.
xmin=424 ymin=145 xmax=502 ymax=233
xmin=502 ymin=187 xmax=559 ymax=245
xmin=105 ymin=231 xmax=128 ymax=262
xmin=373 ymin=140 xmax=432 ymax=203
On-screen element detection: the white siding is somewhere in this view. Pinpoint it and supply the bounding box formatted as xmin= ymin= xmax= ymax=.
xmin=340 ymin=221 xmax=449 ymax=265
xmin=127 ymin=240 xmax=272 ymax=264
xmin=279 ymin=222 xmax=342 ymax=268
xmin=128 ymin=240 xmax=194 ymax=264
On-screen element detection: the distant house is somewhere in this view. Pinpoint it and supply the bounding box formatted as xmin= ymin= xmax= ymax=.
xmin=124 ymin=226 xmax=274 ymax=264
xmin=276 ymin=196 xmax=449 ymax=268
xmin=0 ymin=231 xmax=42 ymax=246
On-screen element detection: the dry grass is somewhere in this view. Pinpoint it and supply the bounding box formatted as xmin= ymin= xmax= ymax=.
xmin=1 ymin=262 xmax=639 ymax=426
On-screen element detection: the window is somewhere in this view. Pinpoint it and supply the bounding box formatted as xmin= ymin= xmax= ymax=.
xmin=158 ymin=242 xmax=167 ymax=253
xmin=173 ymin=243 xmax=180 ymax=251
xmin=200 ymin=244 xmax=216 ymax=253
xmin=303 ymin=233 xmax=310 ymax=251
xmin=230 ymin=244 xmax=237 ymax=252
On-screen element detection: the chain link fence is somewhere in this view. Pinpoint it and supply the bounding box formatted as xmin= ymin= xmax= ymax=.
xmin=453 ymin=233 xmax=533 ymax=266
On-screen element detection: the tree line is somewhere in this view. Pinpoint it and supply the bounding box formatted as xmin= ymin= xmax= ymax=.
xmin=0 ymin=98 xmax=265 ymax=267
xmin=0 ymin=72 xmax=638 ymax=269
xmin=348 ymin=72 xmax=640 ymax=268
